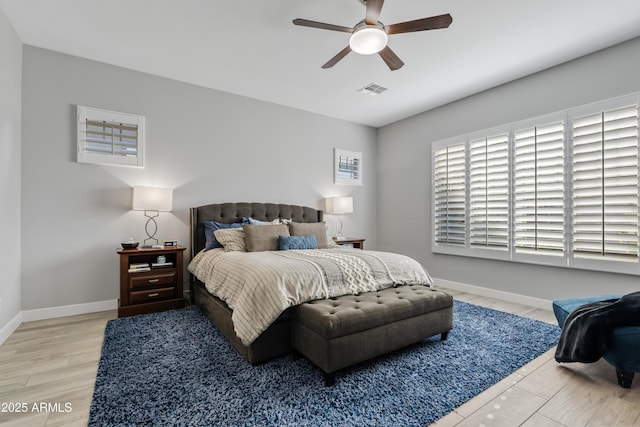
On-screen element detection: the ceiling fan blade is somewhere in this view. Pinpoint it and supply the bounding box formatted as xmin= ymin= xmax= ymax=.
xmin=378 ymin=46 xmax=404 ymax=71
xmin=293 ymin=18 xmax=354 ymax=33
xmin=365 ymin=0 xmax=384 ymax=25
xmin=322 ymin=46 xmax=352 ymax=69
xmin=385 ymin=13 xmax=453 ymax=35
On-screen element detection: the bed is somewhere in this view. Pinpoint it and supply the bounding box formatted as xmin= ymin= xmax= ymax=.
xmin=189 ymin=202 xmax=325 ymax=363
xmin=188 ymin=202 xmax=441 ymax=365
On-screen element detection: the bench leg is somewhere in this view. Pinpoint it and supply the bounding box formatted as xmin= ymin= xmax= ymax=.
xmin=324 ymin=372 xmax=336 ymax=387
xmin=441 ymin=331 xmax=449 ymax=341
xmin=616 ymin=369 xmax=634 ymax=389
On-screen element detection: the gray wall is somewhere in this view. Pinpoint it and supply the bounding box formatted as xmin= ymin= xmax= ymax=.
xmin=21 ymin=46 xmax=377 ymax=311
xmin=0 ymin=8 xmax=22 ymax=332
xmin=14 ymin=33 xmax=640 ymax=315
xmin=377 ymin=36 xmax=640 ymax=301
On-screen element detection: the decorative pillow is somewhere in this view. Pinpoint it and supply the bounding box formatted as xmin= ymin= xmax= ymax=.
xmin=213 ymin=228 xmax=246 ymax=252
xmin=204 ymin=221 xmax=243 ymax=250
xmin=242 ymin=217 xmax=293 ymax=225
xmin=245 ymin=217 xmax=281 ymax=225
xmin=288 ymin=222 xmax=329 ymax=249
xmin=278 ymin=235 xmax=318 ymax=250
xmin=243 ymin=224 xmax=290 ymax=252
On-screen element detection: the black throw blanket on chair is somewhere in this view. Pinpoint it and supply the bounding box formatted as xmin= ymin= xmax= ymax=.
xmin=555 ymin=291 xmax=640 ymax=363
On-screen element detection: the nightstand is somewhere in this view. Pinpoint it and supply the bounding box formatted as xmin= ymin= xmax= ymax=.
xmin=117 ymin=246 xmax=186 ymax=317
xmin=332 ymin=237 xmax=365 ymax=250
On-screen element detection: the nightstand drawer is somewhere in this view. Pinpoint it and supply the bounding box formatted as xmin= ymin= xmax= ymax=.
xmin=129 ymin=271 xmax=176 ymax=290
xmin=129 ymin=286 xmax=176 ymax=304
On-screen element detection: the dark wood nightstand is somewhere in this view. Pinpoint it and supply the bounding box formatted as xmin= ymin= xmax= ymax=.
xmin=332 ymin=237 xmax=365 ymax=250
xmin=117 ymin=246 xmax=186 ymax=317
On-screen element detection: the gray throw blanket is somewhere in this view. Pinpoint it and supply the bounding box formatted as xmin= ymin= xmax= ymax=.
xmin=555 ymin=291 xmax=640 ymax=363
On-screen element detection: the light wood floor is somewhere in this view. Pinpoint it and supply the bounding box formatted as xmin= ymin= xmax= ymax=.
xmin=0 ymin=287 xmax=638 ymax=427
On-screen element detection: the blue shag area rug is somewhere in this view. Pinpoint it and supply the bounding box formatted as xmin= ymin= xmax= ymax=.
xmin=89 ymin=301 xmax=560 ymax=426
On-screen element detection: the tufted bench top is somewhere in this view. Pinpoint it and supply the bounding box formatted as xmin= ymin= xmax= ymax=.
xmin=293 ymin=285 xmax=453 ymax=339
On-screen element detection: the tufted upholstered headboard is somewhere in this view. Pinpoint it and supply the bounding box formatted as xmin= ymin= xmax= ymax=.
xmin=190 ymin=202 xmax=323 ymax=257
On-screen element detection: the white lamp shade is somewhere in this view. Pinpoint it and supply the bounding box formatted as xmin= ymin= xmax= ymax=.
xmin=325 ymin=196 xmax=353 ymax=214
xmin=132 ymin=186 xmax=173 ymax=211
xmin=349 ymin=26 xmax=388 ymax=55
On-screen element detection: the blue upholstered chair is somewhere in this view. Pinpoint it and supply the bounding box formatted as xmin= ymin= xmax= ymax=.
xmin=553 ymin=295 xmax=640 ymax=388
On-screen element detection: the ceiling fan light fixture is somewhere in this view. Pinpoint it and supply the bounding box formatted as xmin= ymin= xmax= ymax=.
xmin=349 ymin=25 xmax=388 ymax=55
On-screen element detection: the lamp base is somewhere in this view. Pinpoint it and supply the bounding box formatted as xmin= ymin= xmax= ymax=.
xmin=143 ymin=210 xmax=160 ymax=247
xmin=335 ymin=216 xmax=347 ymax=240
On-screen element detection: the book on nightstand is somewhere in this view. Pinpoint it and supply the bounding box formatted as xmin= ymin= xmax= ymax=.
xmin=128 ymin=263 xmax=150 ymax=272
xmin=151 ymin=262 xmax=173 ymax=269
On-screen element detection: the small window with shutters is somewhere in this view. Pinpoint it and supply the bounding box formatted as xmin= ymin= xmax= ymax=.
xmin=77 ymin=105 xmax=145 ymax=168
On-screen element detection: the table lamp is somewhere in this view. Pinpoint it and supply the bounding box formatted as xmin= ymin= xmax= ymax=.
xmin=132 ymin=185 xmax=172 ymax=248
xmin=325 ymin=196 xmax=353 ymax=240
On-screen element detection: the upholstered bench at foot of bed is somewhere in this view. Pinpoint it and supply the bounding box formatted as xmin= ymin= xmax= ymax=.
xmin=291 ymin=285 xmax=454 ymax=385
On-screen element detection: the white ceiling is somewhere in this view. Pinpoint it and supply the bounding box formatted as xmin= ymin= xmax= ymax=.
xmin=2 ymin=0 xmax=640 ymax=127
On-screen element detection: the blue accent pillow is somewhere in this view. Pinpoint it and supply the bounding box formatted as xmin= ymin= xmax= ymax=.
xmin=204 ymin=221 xmax=242 ymax=250
xmin=244 ymin=217 xmax=278 ymax=225
xmin=278 ymin=235 xmax=318 ymax=250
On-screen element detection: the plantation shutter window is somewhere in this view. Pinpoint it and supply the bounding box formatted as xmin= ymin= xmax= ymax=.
xmin=514 ymin=121 xmax=565 ymax=255
xmin=85 ymin=121 xmax=137 ymax=156
xmin=77 ymin=106 xmax=145 ymax=168
xmin=572 ymin=104 xmax=639 ymax=262
xmin=333 ymin=148 xmax=363 ymax=185
xmin=469 ymin=133 xmax=509 ymax=249
xmin=434 ymin=143 xmax=466 ymax=246
xmin=431 ymin=93 xmax=640 ymax=274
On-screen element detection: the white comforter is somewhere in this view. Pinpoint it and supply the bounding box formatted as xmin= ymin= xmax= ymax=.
xmin=188 ymin=247 xmax=432 ymax=345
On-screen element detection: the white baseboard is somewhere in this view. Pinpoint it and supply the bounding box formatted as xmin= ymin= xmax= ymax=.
xmin=22 ymin=299 xmax=118 ymax=322
xmin=3 ymin=284 xmax=549 ymax=343
xmin=0 ymin=311 xmax=23 ymax=346
xmin=433 ymin=278 xmax=553 ymax=311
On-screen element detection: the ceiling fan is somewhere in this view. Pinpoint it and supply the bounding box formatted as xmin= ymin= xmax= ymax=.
xmin=293 ymin=0 xmax=452 ymax=71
